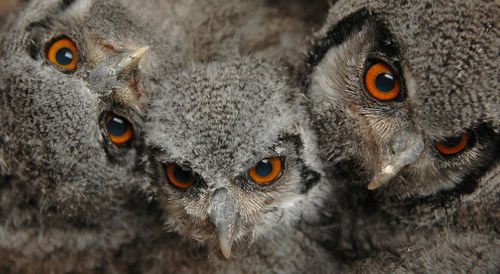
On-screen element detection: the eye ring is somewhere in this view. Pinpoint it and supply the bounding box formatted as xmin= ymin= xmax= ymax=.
xmin=364 ymin=62 xmax=401 ymax=101
xmin=105 ymin=114 xmax=134 ymax=145
xmin=166 ymin=163 xmax=195 ymax=189
xmin=248 ymin=157 xmax=283 ymax=185
xmin=436 ymin=132 xmax=469 ymax=155
xmin=46 ymin=36 xmax=78 ymax=71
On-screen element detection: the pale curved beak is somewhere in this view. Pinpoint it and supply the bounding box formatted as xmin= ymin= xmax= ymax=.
xmin=217 ymin=224 xmax=235 ymax=259
xmin=87 ymin=46 xmax=149 ymax=97
xmin=208 ymin=188 xmax=240 ymax=259
xmin=110 ymin=46 xmax=149 ymax=76
xmin=367 ymin=130 xmax=425 ymax=190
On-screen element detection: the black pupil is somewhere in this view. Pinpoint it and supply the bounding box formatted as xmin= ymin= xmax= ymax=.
xmin=107 ymin=116 xmax=128 ymax=136
xmin=255 ymin=160 xmax=273 ymax=177
xmin=442 ymin=135 xmax=463 ymax=147
xmin=375 ymin=73 xmax=395 ymax=92
xmin=174 ymin=167 xmax=192 ymax=183
xmin=55 ymin=47 xmax=74 ymax=65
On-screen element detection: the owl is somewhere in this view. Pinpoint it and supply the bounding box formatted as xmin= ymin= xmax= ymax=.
xmin=143 ymin=56 xmax=337 ymax=272
xmin=0 ymin=0 xmax=180 ymax=272
xmin=0 ymin=0 xmax=335 ymax=272
xmin=139 ymin=0 xmax=337 ymax=272
xmin=304 ymin=0 xmax=500 ymax=272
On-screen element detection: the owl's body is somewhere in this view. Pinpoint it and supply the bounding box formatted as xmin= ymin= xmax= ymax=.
xmin=305 ymin=0 xmax=500 ymax=272
xmin=0 ymin=0 xmax=333 ymax=272
xmin=0 ymin=0 xmax=162 ymax=271
xmin=143 ymin=59 xmax=336 ymax=273
xmin=144 ymin=1 xmax=336 ymax=272
xmin=141 ymin=1 xmax=336 ymax=269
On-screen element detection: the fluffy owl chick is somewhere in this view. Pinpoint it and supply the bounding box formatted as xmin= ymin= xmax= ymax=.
xmin=144 ymin=57 xmax=336 ymax=272
xmin=304 ymin=0 xmax=500 ymax=271
xmin=0 ymin=0 xmax=169 ymax=272
xmin=307 ymin=0 xmax=500 ymax=199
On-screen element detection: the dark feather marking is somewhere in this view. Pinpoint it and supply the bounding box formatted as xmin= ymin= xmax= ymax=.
xmin=279 ymin=135 xmax=322 ymax=193
xmin=302 ymin=8 xmax=370 ymax=86
xmin=24 ymin=16 xmax=53 ymax=60
xmin=60 ymin=0 xmax=77 ymax=11
xmin=25 ymin=0 xmax=78 ymax=32
xmin=300 ymin=166 xmax=320 ymax=194
xmin=26 ymin=38 xmax=40 ymax=60
xmin=25 ymin=19 xmax=51 ymax=32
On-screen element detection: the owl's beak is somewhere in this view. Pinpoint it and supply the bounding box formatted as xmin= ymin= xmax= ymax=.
xmin=110 ymin=46 xmax=149 ymax=76
xmin=208 ymin=188 xmax=240 ymax=259
xmin=87 ymin=46 xmax=149 ymax=97
xmin=368 ymin=130 xmax=425 ymax=190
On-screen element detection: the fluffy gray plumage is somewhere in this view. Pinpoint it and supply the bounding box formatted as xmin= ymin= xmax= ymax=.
xmin=0 ymin=0 xmax=333 ymax=272
xmin=4 ymin=0 xmax=497 ymax=272
xmin=0 ymin=0 xmax=173 ymax=272
xmin=144 ymin=57 xmax=335 ymax=272
xmin=304 ymin=0 xmax=500 ymax=272
xmin=140 ymin=0 xmax=336 ymax=271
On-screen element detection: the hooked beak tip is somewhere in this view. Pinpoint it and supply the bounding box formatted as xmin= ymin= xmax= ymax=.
xmin=367 ymin=131 xmax=425 ymax=191
xmin=219 ymin=233 xmax=233 ymax=259
xmin=130 ymin=46 xmax=150 ymax=60
xmin=112 ymin=45 xmax=150 ymax=75
xmin=367 ymin=180 xmax=385 ymax=190
xmin=367 ymin=165 xmax=395 ymax=190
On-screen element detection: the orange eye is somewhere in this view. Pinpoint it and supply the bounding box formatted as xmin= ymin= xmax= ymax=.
xmin=106 ymin=114 xmax=134 ymax=145
xmin=364 ymin=62 xmax=401 ymax=100
xmin=436 ymin=132 xmax=469 ymax=155
xmin=166 ymin=163 xmax=195 ymax=189
xmin=47 ymin=37 xmax=78 ymax=71
xmin=248 ymin=157 xmax=282 ymax=185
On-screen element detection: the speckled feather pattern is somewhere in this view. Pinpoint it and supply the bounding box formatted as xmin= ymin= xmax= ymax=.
xmin=143 ymin=56 xmax=337 ymax=272
xmin=0 ymin=0 xmax=498 ymax=273
xmin=304 ymin=0 xmax=500 ymax=272
xmin=314 ymin=0 xmax=500 ymax=137
xmin=0 ymin=0 xmax=334 ymax=272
